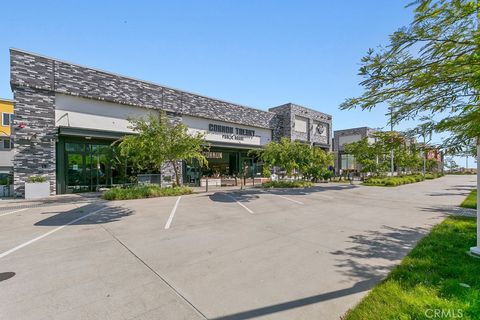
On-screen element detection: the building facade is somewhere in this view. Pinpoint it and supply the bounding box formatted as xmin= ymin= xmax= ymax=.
xmin=333 ymin=127 xmax=377 ymax=173
xmin=10 ymin=49 xmax=332 ymax=196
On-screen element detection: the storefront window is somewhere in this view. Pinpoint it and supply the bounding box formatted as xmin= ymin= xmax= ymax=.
xmin=62 ymin=140 xmax=134 ymax=193
xmin=341 ymin=154 xmax=356 ymax=170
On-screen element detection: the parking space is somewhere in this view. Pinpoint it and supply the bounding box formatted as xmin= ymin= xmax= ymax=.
xmin=0 ymin=175 xmax=476 ymax=320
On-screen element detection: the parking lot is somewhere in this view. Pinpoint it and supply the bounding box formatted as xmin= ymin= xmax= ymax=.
xmin=0 ymin=175 xmax=476 ymax=320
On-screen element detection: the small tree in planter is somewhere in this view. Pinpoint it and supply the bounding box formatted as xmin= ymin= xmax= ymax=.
xmin=118 ymin=112 xmax=208 ymax=187
xmin=25 ymin=175 xmax=49 ymax=199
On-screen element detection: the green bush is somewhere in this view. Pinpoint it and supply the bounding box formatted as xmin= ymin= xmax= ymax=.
xmin=261 ymin=180 xmax=314 ymax=188
xmin=27 ymin=176 xmax=47 ymax=183
xmin=102 ymin=185 xmax=193 ymax=200
xmin=322 ymin=171 xmax=334 ymax=181
xmin=363 ymin=174 xmax=437 ymax=187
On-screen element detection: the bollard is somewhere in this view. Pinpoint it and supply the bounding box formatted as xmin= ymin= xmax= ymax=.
xmin=206 ymin=177 xmax=208 ymax=192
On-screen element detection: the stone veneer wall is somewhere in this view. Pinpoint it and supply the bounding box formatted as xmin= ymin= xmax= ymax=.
xmin=12 ymin=87 xmax=56 ymax=195
xmin=269 ymin=103 xmax=332 ymax=150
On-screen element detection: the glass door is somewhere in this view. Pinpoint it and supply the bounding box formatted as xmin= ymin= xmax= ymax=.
xmin=65 ymin=142 xmax=87 ymax=193
xmin=88 ymin=144 xmax=111 ymax=191
xmin=66 ymin=152 xmax=86 ymax=193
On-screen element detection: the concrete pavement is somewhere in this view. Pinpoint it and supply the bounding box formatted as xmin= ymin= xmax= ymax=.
xmin=0 ymin=175 xmax=476 ymax=319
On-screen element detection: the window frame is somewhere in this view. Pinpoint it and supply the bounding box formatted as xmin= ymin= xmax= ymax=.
xmin=2 ymin=113 xmax=11 ymax=126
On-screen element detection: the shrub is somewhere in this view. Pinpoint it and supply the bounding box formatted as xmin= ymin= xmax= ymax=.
xmin=322 ymin=171 xmax=334 ymax=181
xmin=262 ymin=166 xmax=271 ymax=178
xmin=363 ymin=173 xmax=441 ymax=187
xmin=384 ymin=180 xmax=397 ymax=186
xmin=27 ymin=176 xmax=47 ymax=183
xmin=261 ymin=180 xmax=314 ymax=188
xmin=102 ymin=185 xmax=193 ymax=200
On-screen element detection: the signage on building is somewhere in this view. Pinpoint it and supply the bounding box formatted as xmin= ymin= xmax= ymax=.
xmin=202 ymin=151 xmax=223 ymax=159
xmin=208 ymin=124 xmax=255 ymax=137
xmin=183 ymin=116 xmax=272 ymax=146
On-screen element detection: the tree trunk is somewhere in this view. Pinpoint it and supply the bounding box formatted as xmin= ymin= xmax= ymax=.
xmin=171 ymin=160 xmax=181 ymax=187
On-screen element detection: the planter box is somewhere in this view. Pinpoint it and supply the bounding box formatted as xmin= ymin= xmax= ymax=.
xmin=25 ymin=182 xmax=50 ymax=199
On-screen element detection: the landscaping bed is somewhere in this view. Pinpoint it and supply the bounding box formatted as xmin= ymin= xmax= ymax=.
xmin=102 ymin=185 xmax=193 ymax=200
xmin=343 ymin=216 xmax=480 ymax=320
xmin=260 ymin=180 xmax=314 ymax=188
xmin=461 ymin=189 xmax=477 ymax=209
xmin=363 ymin=173 xmax=443 ymax=187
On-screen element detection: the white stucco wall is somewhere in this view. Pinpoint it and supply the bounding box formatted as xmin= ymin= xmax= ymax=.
xmin=55 ymin=94 xmax=273 ymax=147
xmin=55 ymin=94 xmax=156 ymax=133
xmin=182 ymin=115 xmax=272 ymax=147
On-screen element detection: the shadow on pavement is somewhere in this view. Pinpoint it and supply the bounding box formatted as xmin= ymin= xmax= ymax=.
xmin=0 ymin=193 xmax=102 ymax=211
xmin=420 ymin=205 xmax=476 ymax=217
xmin=331 ymin=225 xmax=428 ymax=280
xmin=210 ymin=277 xmax=380 ymax=320
xmin=34 ymin=203 xmax=133 ymax=226
xmin=207 ymin=184 xmax=358 ymax=204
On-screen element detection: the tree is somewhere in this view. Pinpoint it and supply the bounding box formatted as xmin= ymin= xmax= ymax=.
xmin=344 ymin=137 xmax=384 ymax=175
xmin=340 ymin=0 xmax=480 ymax=255
xmin=254 ymin=138 xmax=333 ymax=180
xmin=255 ymin=138 xmax=299 ymax=177
xmin=118 ymin=113 xmax=207 ymax=186
xmin=304 ymin=147 xmax=334 ymax=181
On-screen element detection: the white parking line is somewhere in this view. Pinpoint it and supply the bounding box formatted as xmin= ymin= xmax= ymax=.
xmin=226 ymin=194 xmax=254 ymax=214
xmin=165 ymin=196 xmax=182 ymax=229
xmin=0 ymin=206 xmax=107 ymax=259
xmin=270 ymin=194 xmax=304 ymax=205
xmin=0 ymin=208 xmax=28 ymax=217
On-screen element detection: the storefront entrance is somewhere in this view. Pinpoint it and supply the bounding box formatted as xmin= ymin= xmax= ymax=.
xmin=56 ymin=136 xmax=132 ymax=194
xmin=183 ymin=147 xmax=262 ymax=186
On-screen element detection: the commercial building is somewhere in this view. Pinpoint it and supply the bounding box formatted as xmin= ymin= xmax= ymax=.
xmin=10 ymin=49 xmax=332 ymax=196
xmin=333 ymin=127 xmax=377 ymax=173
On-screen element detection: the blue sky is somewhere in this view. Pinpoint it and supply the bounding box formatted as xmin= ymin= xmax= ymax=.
xmin=0 ymin=1 xmax=472 ymax=167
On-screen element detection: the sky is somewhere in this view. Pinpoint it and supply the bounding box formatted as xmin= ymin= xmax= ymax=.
xmin=0 ymin=0 xmax=473 ymax=167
